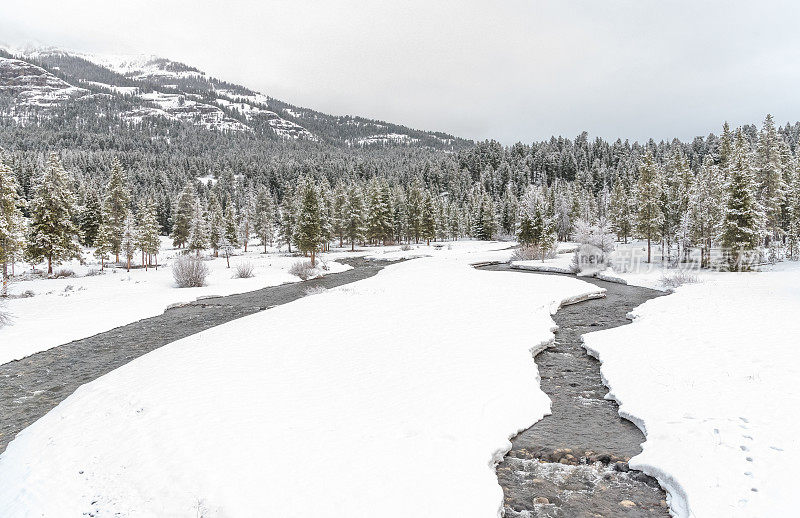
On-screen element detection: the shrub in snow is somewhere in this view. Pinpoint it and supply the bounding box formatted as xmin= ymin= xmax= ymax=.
xmin=172 ymin=255 xmax=210 ymax=288
xmin=659 ymin=270 xmax=699 ymax=289
xmin=288 ymin=260 xmax=320 ymax=280
xmin=400 ymin=244 xmax=413 ymax=251
xmin=511 ymin=245 xmax=557 ymax=262
xmin=84 ymin=268 xmax=104 ymax=277
xmin=51 ymin=268 xmax=75 ymax=279
xmin=233 ymin=261 xmax=255 ymax=279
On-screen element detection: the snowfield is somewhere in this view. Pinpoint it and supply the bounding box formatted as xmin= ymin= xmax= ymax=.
xmin=0 ymin=238 xmax=351 ymax=365
xmin=0 ymin=242 xmax=604 ymax=518
xmin=583 ymin=262 xmax=800 ymax=517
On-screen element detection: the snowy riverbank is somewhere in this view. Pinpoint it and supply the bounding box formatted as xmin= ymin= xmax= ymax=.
xmin=583 ymin=262 xmax=800 ymax=517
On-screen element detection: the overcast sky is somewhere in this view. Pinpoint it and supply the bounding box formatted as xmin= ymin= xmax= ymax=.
xmin=3 ymin=0 xmax=800 ymax=144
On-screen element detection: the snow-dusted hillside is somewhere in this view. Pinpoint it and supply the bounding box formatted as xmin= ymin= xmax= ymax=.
xmin=0 ymin=46 xmax=468 ymax=148
xmin=0 ymin=57 xmax=88 ymax=108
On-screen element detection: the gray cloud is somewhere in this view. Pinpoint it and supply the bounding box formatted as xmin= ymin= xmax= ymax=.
xmin=2 ymin=0 xmax=800 ymax=144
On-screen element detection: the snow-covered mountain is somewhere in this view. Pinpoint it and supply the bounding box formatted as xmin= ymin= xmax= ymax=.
xmin=0 ymin=46 xmax=468 ymax=149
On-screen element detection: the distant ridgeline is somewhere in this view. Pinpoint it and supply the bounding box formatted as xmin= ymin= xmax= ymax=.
xmin=1 ymin=46 xmax=800 ymax=271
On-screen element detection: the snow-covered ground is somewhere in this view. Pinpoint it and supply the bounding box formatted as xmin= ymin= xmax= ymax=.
xmin=583 ymin=261 xmax=800 ymax=517
xmin=0 ymin=237 xmax=351 ymax=365
xmin=0 ymin=241 xmax=604 ymax=518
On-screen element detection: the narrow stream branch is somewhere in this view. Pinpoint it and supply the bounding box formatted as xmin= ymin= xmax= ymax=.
xmin=479 ymin=265 xmax=671 ymax=517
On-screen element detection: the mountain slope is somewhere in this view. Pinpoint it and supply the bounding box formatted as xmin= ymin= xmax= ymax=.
xmin=0 ymin=46 xmax=469 ymax=150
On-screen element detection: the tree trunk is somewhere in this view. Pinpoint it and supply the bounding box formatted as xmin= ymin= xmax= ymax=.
xmin=48 ymin=255 xmax=53 ymax=274
xmin=647 ymin=237 xmax=651 ymax=263
xmin=226 ymin=251 xmax=230 ymax=268
xmin=127 ymin=257 xmax=131 ymax=272
xmin=310 ymin=250 xmax=316 ymax=267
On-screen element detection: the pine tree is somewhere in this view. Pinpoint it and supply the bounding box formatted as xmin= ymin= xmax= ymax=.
xmin=171 ymin=183 xmax=197 ymax=249
xmin=609 ymin=173 xmax=633 ymax=243
xmin=26 ymin=153 xmax=81 ymax=274
xmin=0 ymin=158 xmax=26 ymax=293
xmin=499 ymin=184 xmax=518 ymax=236
xmin=787 ymin=162 xmax=800 ymax=259
xmin=688 ymin=155 xmax=724 ymax=267
xmin=239 ymin=185 xmax=255 ymax=252
xmin=366 ymin=180 xmax=392 ymax=245
xmin=332 ymin=183 xmax=348 ymax=247
xmin=207 ymin=193 xmax=224 ymax=256
xmin=279 ymin=191 xmax=296 ymax=253
xmin=344 ymin=183 xmax=365 ymax=251
xmin=254 ymin=186 xmax=275 ymax=253
xmin=100 ymin=158 xmax=131 ymax=263
xmin=635 ymin=152 xmax=664 ymax=263
xmin=120 ymin=210 xmax=137 ymax=272
xmin=721 ymin=130 xmax=762 ymax=270
xmin=755 ymin=114 xmax=787 ymax=244
xmin=79 ymin=188 xmax=102 ymax=247
xmin=406 ymin=180 xmax=424 ymax=243
xmin=420 ymin=191 xmax=436 ymax=245
xmin=187 ymin=199 xmax=209 ymax=256
xmin=137 ymin=199 xmax=161 ymax=270
xmin=294 ymin=177 xmax=323 ymax=266
xmin=223 ymin=193 xmax=239 ymax=248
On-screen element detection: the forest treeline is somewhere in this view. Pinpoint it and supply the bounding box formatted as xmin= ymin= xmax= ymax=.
xmin=2 ymin=114 xmax=800 ymax=280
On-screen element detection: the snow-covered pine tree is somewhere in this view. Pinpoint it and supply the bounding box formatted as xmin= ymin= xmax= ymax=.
xmin=420 ymin=191 xmax=436 ymax=245
xmin=294 ymin=177 xmax=323 ymax=266
xmin=787 ymin=162 xmax=800 ymax=259
xmin=26 ymin=153 xmax=81 ymax=274
xmin=223 ymin=193 xmax=239 ymax=248
xmin=279 ymin=190 xmax=296 ymax=253
xmin=207 ymin=193 xmax=224 ymax=256
xmin=254 ymin=186 xmax=275 ymax=253
xmin=721 ymin=129 xmax=762 ymax=270
xmin=332 ymin=183 xmax=347 ymax=248
xmin=101 ymin=158 xmax=131 ymax=263
xmin=365 ymin=180 xmax=393 ymax=245
xmin=239 ymin=185 xmax=255 ymax=252
xmin=0 ymin=158 xmax=26 ymax=293
xmin=406 ymin=180 xmax=424 ymax=243
xmin=391 ymin=187 xmax=407 ymax=244
xmin=718 ymin=121 xmax=734 ymax=170
xmin=608 ymin=172 xmax=633 ymax=243
xmin=688 ymin=154 xmax=724 ymax=267
xmin=318 ymin=184 xmax=333 ymax=252
xmin=79 ymin=188 xmax=102 ymax=247
xmin=137 ymin=199 xmax=161 ymax=270
xmin=171 ymin=183 xmax=196 ymax=249
xmin=344 ymin=183 xmax=364 ymax=251
xmin=187 ymin=199 xmax=209 ymax=256
xmin=635 ymin=151 xmax=664 ymax=263
xmin=755 ymin=114 xmax=787 ymax=245
xmin=500 ymin=183 xmax=518 ymax=237
xmin=120 ymin=210 xmax=137 ymax=272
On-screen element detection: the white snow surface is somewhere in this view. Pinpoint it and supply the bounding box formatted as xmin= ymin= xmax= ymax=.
xmin=0 ymin=242 xmax=604 ymax=518
xmin=583 ymin=262 xmax=800 ymax=517
xmin=0 ymin=238 xmax=351 ymax=365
